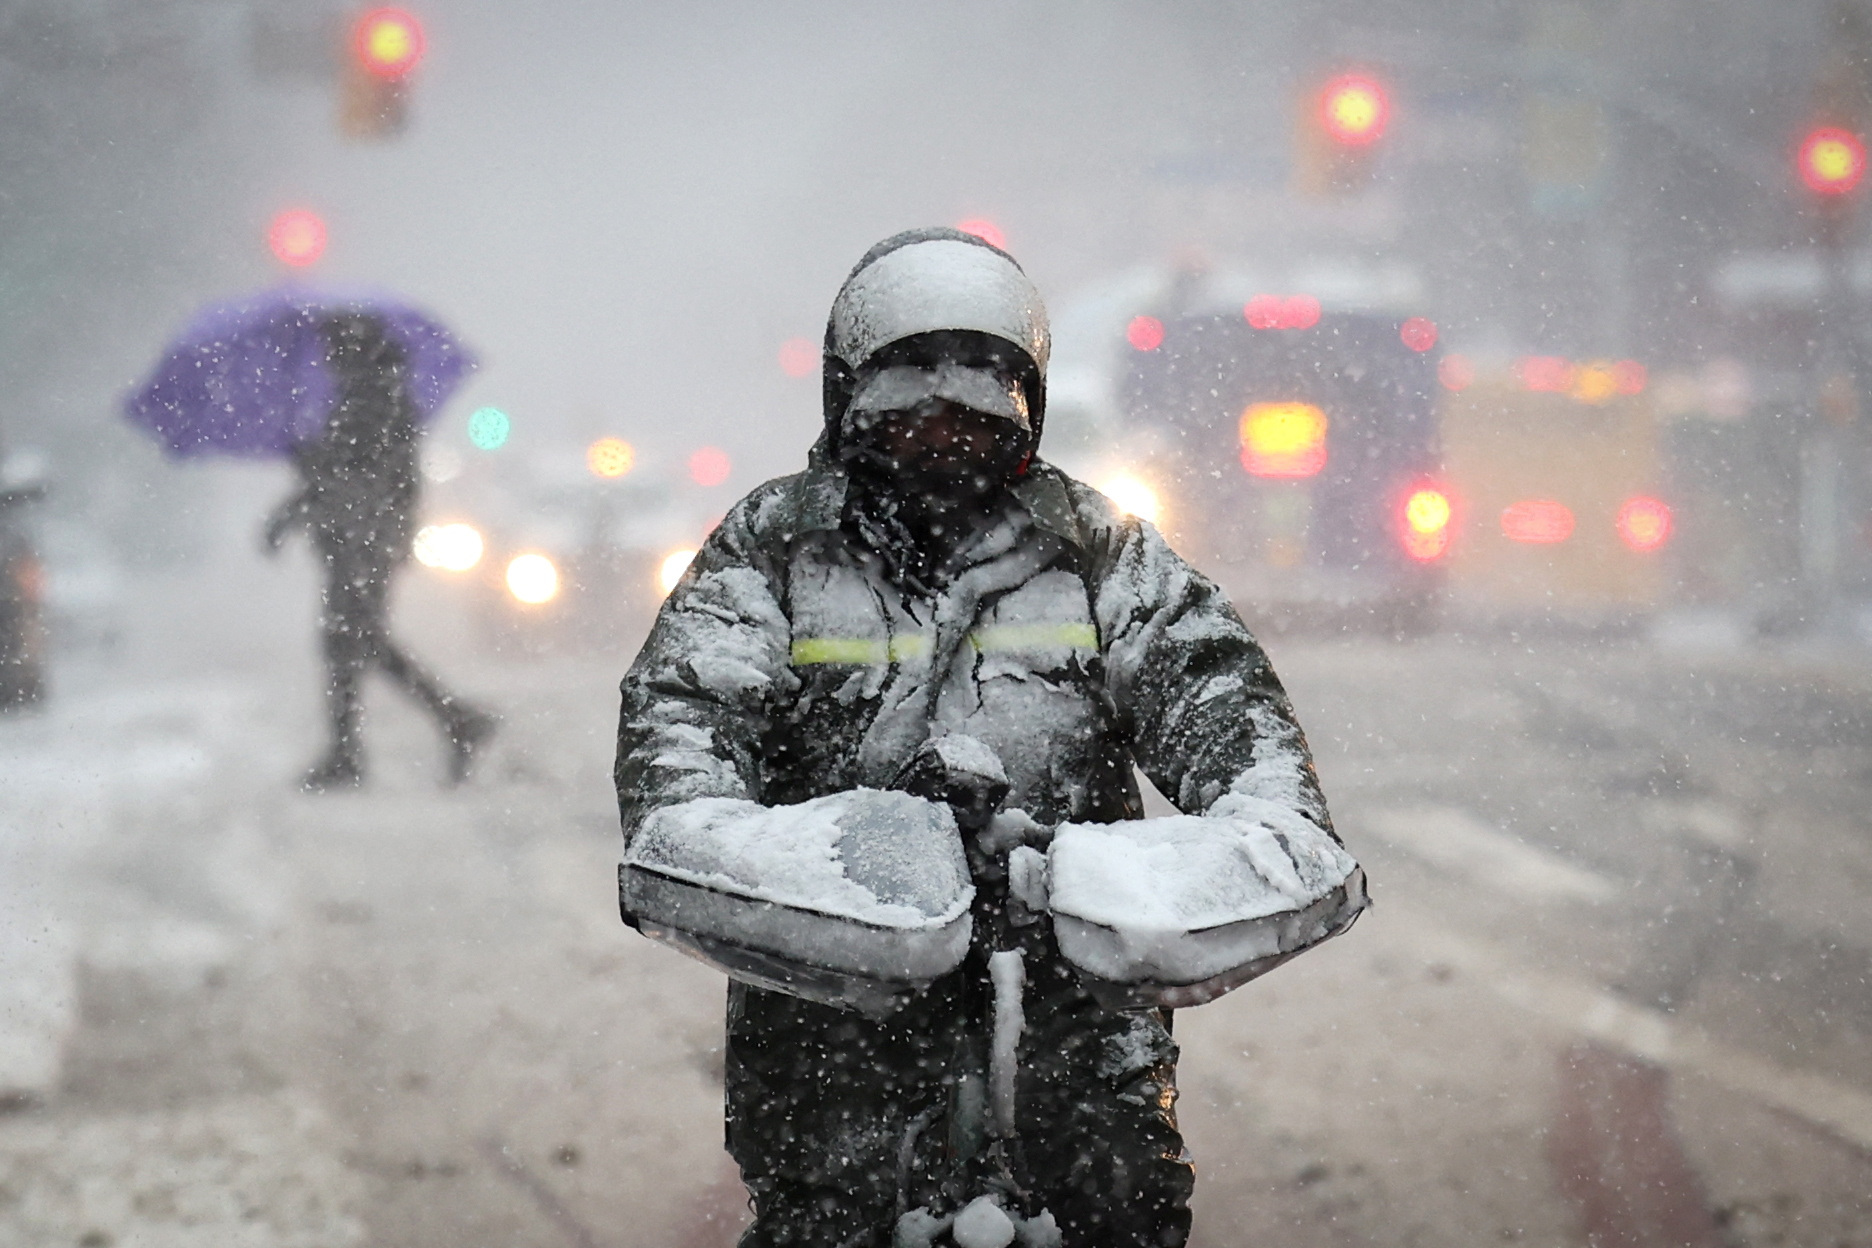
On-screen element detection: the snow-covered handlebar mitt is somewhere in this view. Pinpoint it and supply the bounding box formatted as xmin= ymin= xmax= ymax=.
xmin=620 ymin=789 xmax=974 ymax=1015
xmin=1046 ymin=794 xmax=1367 ymax=1008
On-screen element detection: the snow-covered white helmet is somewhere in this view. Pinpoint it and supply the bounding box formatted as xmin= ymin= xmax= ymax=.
xmin=822 ymin=228 xmax=1050 ymax=439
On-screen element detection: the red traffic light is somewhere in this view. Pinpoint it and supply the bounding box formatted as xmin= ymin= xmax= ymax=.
xmin=1799 ymin=126 xmax=1866 ymax=195
xmin=1320 ymin=74 xmax=1389 ymax=147
xmin=777 ymin=337 xmax=817 ymax=378
xmin=1616 ymin=496 xmax=1673 ymax=552
xmin=955 ymin=218 xmax=1006 ymax=250
xmin=1399 ymin=316 xmax=1438 ymax=353
xmin=354 ymin=8 xmax=424 ymax=80
xmin=689 ymin=446 xmax=732 ymax=487
xmin=267 ymin=209 xmax=327 ymax=267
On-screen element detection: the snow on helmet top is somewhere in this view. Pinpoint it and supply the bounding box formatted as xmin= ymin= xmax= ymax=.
xmin=824 ymin=228 xmax=1049 ymax=441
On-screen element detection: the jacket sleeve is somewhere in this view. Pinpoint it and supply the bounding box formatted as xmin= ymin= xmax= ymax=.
xmin=1083 ymin=499 xmax=1336 ymax=843
xmin=615 ymin=495 xmax=795 ymax=848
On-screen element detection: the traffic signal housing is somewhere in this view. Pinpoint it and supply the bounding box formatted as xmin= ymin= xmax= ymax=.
xmin=1798 ymin=124 xmax=1867 ymax=197
xmin=1294 ymin=72 xmax=1390 ymax=197
xmin=339 ymin=8 xmax=425 ymax=139
xmin=267 ymin=209 xmax=328 ymax=267
xmin=1319 ymin=75 xmax=1389 ymax=146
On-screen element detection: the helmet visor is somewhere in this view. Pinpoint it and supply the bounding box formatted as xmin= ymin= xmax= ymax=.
xmin=846 ymin=362 xmax=1030 ymax=431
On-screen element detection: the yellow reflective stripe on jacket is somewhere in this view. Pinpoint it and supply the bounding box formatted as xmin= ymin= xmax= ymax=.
xmin=789 ymin=635 xmax=932 ymax=665
xmin=971 ymin=622 xmax=1098 ymax=653
xmin=790 ymin=624 xmax=1095 ymax=666
xmin=790 ymin=638 xmax=886 ymax=665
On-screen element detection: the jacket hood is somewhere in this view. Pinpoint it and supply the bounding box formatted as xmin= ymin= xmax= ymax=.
xmin=820 ymin=228 xmax=1050 ymax=450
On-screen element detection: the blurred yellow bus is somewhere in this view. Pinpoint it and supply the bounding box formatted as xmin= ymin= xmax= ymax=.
xmin=1435 ymin=355 xmax=1673 ymax=619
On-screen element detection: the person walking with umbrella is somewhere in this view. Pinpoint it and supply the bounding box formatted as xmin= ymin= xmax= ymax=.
xmin=263 ymin=311 xmax=494 ymax=788
xmin=128 ymin=291 xmax=494 ymax=789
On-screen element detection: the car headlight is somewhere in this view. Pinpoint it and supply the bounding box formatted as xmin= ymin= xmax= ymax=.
xmin=658 ymin=548 xmax=697 ymax=595
xmin=413 ymin=523 xmax=484 ymax=572
xmin=506 ymin=553 xmax=560 ymax=604
xmin=1093 ymin=473 xmax=1163 ymax=527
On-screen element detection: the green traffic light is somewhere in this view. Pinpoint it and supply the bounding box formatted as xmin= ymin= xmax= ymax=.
xmin=468 ymin=406 xmax=510 ymax=450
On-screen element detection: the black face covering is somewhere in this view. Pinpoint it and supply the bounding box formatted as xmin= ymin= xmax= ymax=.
xmin=839 ymin=398 xmax=1030 ymax=595
xmin=831 ymin=330 xmax=1042 ymax=594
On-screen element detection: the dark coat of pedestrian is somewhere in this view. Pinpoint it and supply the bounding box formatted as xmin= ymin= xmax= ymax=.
xmin=265 ymin=313 xmax=493 ymax=789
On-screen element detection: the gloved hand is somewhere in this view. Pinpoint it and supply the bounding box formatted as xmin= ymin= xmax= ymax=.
xmin=889 ymin=734 xmax=1010 ymax=834
xmin=890 ymin=736 xmax=1063 ymax=945
xmin=260 ymin=496 xmax=304 ymax=556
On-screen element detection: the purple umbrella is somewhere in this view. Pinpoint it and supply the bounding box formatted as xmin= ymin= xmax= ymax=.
xmin=124 ymin=287 xmax=477 ymax=458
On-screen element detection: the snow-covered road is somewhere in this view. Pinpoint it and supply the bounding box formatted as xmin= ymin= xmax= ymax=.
xmin=4 ymin=581 xmax=1870 ymax=1247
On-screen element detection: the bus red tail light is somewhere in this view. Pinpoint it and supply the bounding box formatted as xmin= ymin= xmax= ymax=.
xmin=1320 ymin=75 xmax=1390 ymax=146
xmin=1244 ymin=295 xmax=1322 ymax=330
xmin=1616 ymin=496 xmax=1672 ymax=552
xmin=1800 ymin=126 xmax=1867 ymax=196
xmin=1399 ymin=485 xmax=1453 ymax=562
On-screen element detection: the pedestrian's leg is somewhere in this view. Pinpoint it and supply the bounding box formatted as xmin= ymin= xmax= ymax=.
xmin=373 ymin=632 xmax=456 ymax=719
xmin=377 ymin=636 xmax=498 ymax=783
xmin=305 ymin=557 xmax=370 ymax=788
xmin=364 ymin=563 xmax=496 ymax=783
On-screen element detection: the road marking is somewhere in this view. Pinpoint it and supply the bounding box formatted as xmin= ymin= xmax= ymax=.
xmin=1385 ymin=905 xmax=1872 ymax=1153
xmin=1364 ymin=806 xmax=1619 ymax=905
xmin=1549 ymin=1042 xmax=1726 ymax=1248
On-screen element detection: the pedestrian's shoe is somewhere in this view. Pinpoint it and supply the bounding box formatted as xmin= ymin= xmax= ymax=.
xmin=445 ymin=708 xmax=498 ymax=785
xmin=301 ymin=751 xmax=364 ymax=792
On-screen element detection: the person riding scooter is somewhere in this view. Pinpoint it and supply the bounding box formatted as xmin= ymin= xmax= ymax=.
xmin=615 ymin=228 xmax=1362 ymax=1247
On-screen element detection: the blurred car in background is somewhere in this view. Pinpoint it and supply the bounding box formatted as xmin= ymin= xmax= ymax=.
xmin=409 ymin=440 xmax=710 ymax=656
xmin=0 ymin=456 xmax=49 ymax=707
xmin=1434 ymin=355 xmax=1671 ymax=625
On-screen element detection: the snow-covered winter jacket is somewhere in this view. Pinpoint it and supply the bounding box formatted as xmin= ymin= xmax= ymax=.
xmin=614 ymin=451 xmax=1334 ymax=858
xmin=612 ymin=448 xmax=1340 ymax=1246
